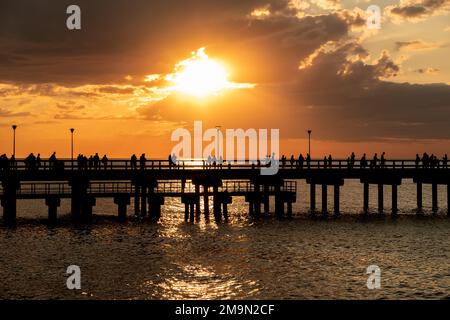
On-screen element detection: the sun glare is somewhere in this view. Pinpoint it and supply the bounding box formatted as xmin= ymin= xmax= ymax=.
xmin=165 ymin=48 xmax=254 ymax=98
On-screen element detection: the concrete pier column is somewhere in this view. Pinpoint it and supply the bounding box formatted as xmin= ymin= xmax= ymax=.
xmin=321 ymin=184 xmax=328 ymax=215
xmin=45 ymin=196 xmax=61 ymax=223
xmin=203 ymin=185 xmax=209 ymax=218
xmin=134 ymin=184 xmax=140 ymax=216
xmin=416 ymin=182 xmax=423 ymax=210
xmin=263 ymin=184 xmax=269 ymax=214
xmin=432 ymin=183 xmax=438 ymax=213
xmin=334 ymin=185 xmax=340 ymax=215
xmin=1 ymin=179 xmax=19 ymax=225
xmin=195 ymin=184 xmax=201 ymax=217
xmin=254 ymin=183 xmax=261 ymax=217
xmin=223 ymin=202 xmax=228 ymax=221
xmin=213 ymin=185 xmax=222 ymax=221
xmin=69 ymin=178 xmax=89 ymax=220
xmin=392 ymin=184 xmax=398 ymax=216
xmin=189 ymin=202 xmax=195 ymax=222
xmin=363 ymin=183 xmax=369 ymax=214
xmin=184 ymin=203 xmax=189 ymax=221
xmin=248 ymin=201 xmax=254 ymax=216
xmin=140 ymin=185 xmax=147 ymax=217
xmin=447 ymin=184 xmax=450 ymax=216
xmin=114 ymin=195 xmax=130 ymax=222
xmin=81 ymin=196 xmax=96 ymax=222
xmin=274 ymin=184 xmax=283 ymax=218
xmin=377 ymin=184 xmax=384 ymax=213
xmin=310 ymin=183 xmax=316 ymax=213
xmin=287 ymin=202 xmax=293 ymax=218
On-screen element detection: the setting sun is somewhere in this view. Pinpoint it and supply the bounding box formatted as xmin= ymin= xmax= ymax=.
xmin=165 ymin=48 xmax=254 ymax=98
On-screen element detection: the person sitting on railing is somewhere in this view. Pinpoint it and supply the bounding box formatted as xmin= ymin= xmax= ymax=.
xmin=139 ymin=153 xmax=146 ymax=169
xmin=415 ymin=154 xmax=420 ymax=169
xmin=360 ymin=153 xmax=367 ymax=169
xmin=298 ymin=153 xmax=304 ymax=170
xmin=130 ymin=154 xmax=137 ymax=169
xmin=443 ymin=154 xmax=448 ymax=169
xmin=101 ymin=154 xmax=108 ymax=170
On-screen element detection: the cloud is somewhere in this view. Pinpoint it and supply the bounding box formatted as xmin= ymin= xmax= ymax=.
xmin=395 ymin=40 xmax=441 ymax=51
xmin=415 ymin=67 xmax=440 ymax=74
xmin=0 ymin=108 xmax=31 ymax=117
xmin=386 ymin=0 xmax=450 ymax=23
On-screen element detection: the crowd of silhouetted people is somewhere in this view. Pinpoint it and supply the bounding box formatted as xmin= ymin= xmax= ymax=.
xmin=0 ymin=152 xmax=448 ymax=171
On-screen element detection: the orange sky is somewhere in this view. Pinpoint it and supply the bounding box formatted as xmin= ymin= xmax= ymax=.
xmin=1 ymin=0 xmax=450 ymax=158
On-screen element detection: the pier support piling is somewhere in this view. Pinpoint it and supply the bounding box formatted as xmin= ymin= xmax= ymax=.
xmin=334 ymin=185 xmax=340 ymax=215
xmin=392 ymin=184 xmax=398 ymax=216
xmin=45 ymin=197 xmax=60 ymax=223
xmin=378 ymin=184 xmax=384 ymax=213
xmin=363 ymin=183 xmax=369 ymax=214
xmin=432 ymin=183 xmax=438 ymax=213
xmin=321 ymin=184 xmax=328 ymax=215
xmin=114 ymin=195 xmax=130 ymax=222
xmin=416 ymin=182 xmax=423 ymax=210
xmin=310 ymin=183 xmax=316 ymax=214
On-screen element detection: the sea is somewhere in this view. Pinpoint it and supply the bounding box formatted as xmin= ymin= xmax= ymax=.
xmin=0 ymin=179 xmax=449 ymax=299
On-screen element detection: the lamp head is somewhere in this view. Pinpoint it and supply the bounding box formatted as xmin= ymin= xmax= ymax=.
xmin=12 ymin=125 xmax=17 ymax=130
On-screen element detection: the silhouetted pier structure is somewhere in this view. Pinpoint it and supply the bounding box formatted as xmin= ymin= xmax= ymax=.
xmin=1 ymin=158 xmax=449 ymax=224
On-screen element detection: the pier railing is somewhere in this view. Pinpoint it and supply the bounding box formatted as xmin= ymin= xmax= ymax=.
xmin=0 ymin=158 xmax=447 ymax=171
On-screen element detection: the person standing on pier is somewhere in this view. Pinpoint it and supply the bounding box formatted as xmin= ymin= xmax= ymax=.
xmin=298 ymin=154 xmax=304 ymax=170
xmin=328 ymin=154 xmax=332 ymax=168
xmin=443 ymin=154 xmax=448 ymax=169
xmin=130 ymin=154 xmax=137 ymax=169
xmin=101 ymin=154 xmax=108 ymax=170
xmin=306 ymin=153 xmax=311 ymax=169
xmin=371 ymin=153 xmax=378 ymax=169
xmin=360 ymin=153 xmax=367 ymax=169
xmin=380 ymin=152 xmax=386 ymax=168
xmin=49 ymin=152 xmax=56 ymax=169
xmin=139 ymin=153 xmax=146 ymax=170
xmin=415 ymin=154 xmax=421 ymax=169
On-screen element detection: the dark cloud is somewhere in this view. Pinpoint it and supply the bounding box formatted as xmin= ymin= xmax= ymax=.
xmin=387 ymin=0 xmax=450 ymax=21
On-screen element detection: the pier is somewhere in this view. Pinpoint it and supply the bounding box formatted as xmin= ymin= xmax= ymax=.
xmin=1 ymin=158 xmax=449 ymax=224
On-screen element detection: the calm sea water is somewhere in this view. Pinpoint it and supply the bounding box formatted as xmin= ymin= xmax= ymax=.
xmin=0 ymin=179 xmax=449 ymax=299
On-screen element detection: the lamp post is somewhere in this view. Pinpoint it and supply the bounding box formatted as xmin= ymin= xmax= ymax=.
xmin=12 ymin=125 xmax=17 ymax=158
xmin=70 ymin=128 xmax=75 ymax=168
xmin=307 ymin=129 xmax=312 ymax=156
xmin=215 ymin=125 xmax=221 ymax=159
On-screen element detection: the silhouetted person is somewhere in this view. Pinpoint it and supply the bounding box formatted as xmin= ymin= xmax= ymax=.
xmin=328 ymin=154 xmax=332 ymax=168
xmin=139 ymin=153 xmax=146 ymax=170
xmin=360 ymin=153 xmax=367 ymax=169
xmin=49 ymin=152 xmax=56 ymax=169
xmin=371 ymin=153 xmax=378 ymax=169
xmin=350 ymin=152 xmax=356 ymax=169
xmin=88 ymin=155 xmax=94 ymax=170
xmin=281 ymin=155 xmax=286 ymax=168
xmin=323 ymin=156 xmax=328 ymax=169
xmin=422 ymin=152 xmax=429 ymax=168
xmin=380 ymin=152 xmax=386 ymax=168
xmin=93 ymin=153 xmax=100 ymax=170
xmin=415 ymin=154 xmax=420 ymax=169
xmin=306 ymin=153 xmax=311 ymax=169
xmin=36 ymin=153 xmax=41 ymax=170
xmin=443 ymin=154 xmax=448 ymax=169
xmin=130 ymin=154 xmax=137 ymax=169
xmin=298 ymin=153 xmax=304 ymax=170
xmin=290 ymin=155 xmax=295 ymax=168
xmin=101 ymin=154 xmax=108 ymax=169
